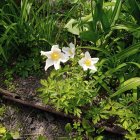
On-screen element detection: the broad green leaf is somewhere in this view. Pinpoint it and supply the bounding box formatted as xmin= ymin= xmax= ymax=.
xmin=64 ymin=14 xmax=92 ymax=35
xmin=64 ymin=19 xmax=80 ymax=35
xmin=80 ymin=31 xmax=99 ymax=43
xmin=111 ymin=77 xmax=140 ymax=97
xmin=0 ymin=126 xmax=6 ymax=134
xmin=101 ymin=11 xmax=110 ymax=31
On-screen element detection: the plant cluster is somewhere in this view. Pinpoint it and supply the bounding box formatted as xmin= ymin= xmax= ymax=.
xmin=0 ymin=0 xmax=75 ymax=78
xmin=0 ymin=0 xmax=140 ymax=139
xmin=39 ymin=0 xmax=140 ymax=139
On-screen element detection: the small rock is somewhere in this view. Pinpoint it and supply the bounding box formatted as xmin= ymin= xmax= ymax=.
xmin=22 ymin=81 xmax=27 ymax=86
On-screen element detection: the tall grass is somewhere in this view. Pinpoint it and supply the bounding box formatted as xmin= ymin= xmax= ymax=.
xmin=0 ymin=0 xmax=65 ymax=62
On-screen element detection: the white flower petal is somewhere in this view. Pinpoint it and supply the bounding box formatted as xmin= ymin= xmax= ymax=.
xmin=54 ymin=60 xmax=61 ymax=70
xmin=90 ymin=65 xmax=97 ymax=71
xmin=62 ymin=43 xmax=75 ymax=59
xmin=85 ymin=51 xmax=91 ymax=58
xmin=78 ymin=58 xmax=85 ymax=66
xmin=60 ymin=53 xmax=69 ymax=63
xmin=44 ymin=59 xmax=54 ymax=71
xmin=69 ymin=43 xmax=75 ymax=49
xmin=78 ymin=51 xmax=99 ymax=71
xmin=83 ymin=65 xmax=88 ymax=71
xmin=91 ymin=58 xmax=99 ymax=64
xmin=69 ymin=43 xmax=75 ymax=58
xmin=51 ymin=45 xmax=61 ymax=52
xmin=41 ymin=51 xmax=51 ymax=57
xmin=62 ymin=47 xmax=70 ymax=53
xmin=70 ymin=54 xmax=75 ymax=58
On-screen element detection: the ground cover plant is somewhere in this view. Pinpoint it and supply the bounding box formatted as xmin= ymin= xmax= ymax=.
xmin=0 ymin=0 xmax=140 ymax=139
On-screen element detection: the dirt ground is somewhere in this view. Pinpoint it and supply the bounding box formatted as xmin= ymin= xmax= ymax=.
xmin=0 ymin=76 xmax=69 ymax=140
xmin=0 ymin=75 xmax=124 ymax=140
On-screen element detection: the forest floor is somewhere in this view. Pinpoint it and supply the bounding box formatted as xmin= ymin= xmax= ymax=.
xmin=0 ymin=73 xmax=124 ymax=140
xmin=0 ymin=76 xmax=69 ymax=140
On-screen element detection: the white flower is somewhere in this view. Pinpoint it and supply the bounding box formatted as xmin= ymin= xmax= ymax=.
xmin=78 ymin=51 xmax=99 ymax=71
xmin=41 ymin=45 xmax=69 ymax=71
xmin=62 ymin=43 xmax=75 ymax=58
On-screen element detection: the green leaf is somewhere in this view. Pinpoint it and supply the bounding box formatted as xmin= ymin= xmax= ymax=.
xmin=127 ymin=0 xmax=140 ymax=24
xmin=94 ymin=136 xmax=104 ymax=140
xmin=10 ymin=131 xmax=20 ymax=139
xmin=65 ymin=123 xmax=72 ymax=133
xmin=64 ymin=19 xmax=80 ymax=35
xmin=37 ymin=135 xmax=47 ymax=140
xmin=110 ymin=0 xmax=122 ymax=26
xmin=82 ymin=119 xmax=90 ymax=129
xmin=111 ymin=77 xmax=140 ymax=98
xmin=79 ymin=46 xmax=110 ymax=56
xmin=40 ymin=79 xmax=48 ymax=87
xmin=80 ymin=31 xmax=99 ymax=43
xmin=0 ymin=126 xmax=6 ymax=134
xmin=112 ymin=42 xmax=140 ymax=62
xmin=123 ymin=121 xmax=129 ymax=129
xmin=64 ymin=14 xmax=92 ymax=35
xmin=113 ymin=24 xmax=140 ymax=38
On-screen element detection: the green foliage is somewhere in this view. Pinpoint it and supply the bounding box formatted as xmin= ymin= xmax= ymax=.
xmin=111 ymin=77 xmax=140 ymax=98
xmin=39 ymin=60 xmax=98 ymax=117
xmin=0 ymin=0 xmax=73 ymax=77
xmin=37 ymin=135 xmax=47 ymax=140
xmin=0 ymin=0 xmax=140 ymax=139
xmin=0 ymin=107 xmax=5 ymax=116
xmin=39 ymin=0 xmax=140 ymax=139
xmin=0 ymin=0 xmax=58 ymax=57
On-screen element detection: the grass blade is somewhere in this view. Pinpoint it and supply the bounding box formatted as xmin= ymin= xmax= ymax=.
xmin=111 ymin=77 xmax=140 ymax=98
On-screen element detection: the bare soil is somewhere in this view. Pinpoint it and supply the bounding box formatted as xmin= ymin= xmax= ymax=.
xmin=0 ymin=76 xmax=69 ymax=140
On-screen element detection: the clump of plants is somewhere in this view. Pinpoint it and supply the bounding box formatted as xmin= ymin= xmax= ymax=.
xmin=0 ymin=0 xmax=140 ymax=139
xmin=39 ymin=42 xmax=140 ymax=139
xmin=0 ymin=0 xmax=75 ymax=78
xmin=39 ymin=43 xmax=99 ymax=117
xmin=39 ymin=0 xmax=140 ymax=139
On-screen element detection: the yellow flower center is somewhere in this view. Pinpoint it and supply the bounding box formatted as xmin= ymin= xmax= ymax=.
xmin=69 ymin=50 xmax=73 ymax=55
xmin=85 ymin=59 xmax=91 ymax=66
xmin=51 ymin=52 xmax=60 ymax=60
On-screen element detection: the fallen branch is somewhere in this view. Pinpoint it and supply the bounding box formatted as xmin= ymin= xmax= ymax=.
xmin=0 ymin=87 xmax=128 ymax=135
